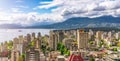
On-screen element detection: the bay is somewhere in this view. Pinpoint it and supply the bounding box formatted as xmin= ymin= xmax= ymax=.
xmin=0 ymin=29 xmax=50 ymax=43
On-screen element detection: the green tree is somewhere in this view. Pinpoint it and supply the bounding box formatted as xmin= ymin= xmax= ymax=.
xmin=90 ymin=57 xmax=95 ymax=61
xmin=57 ymin=42 xmax=64 ymax=50
xmin=41 ymin=44 xmax=47 ymax=61
xmin=41 ymin=44 xmax=46 ymax=54
xmin=89 ymin=41 xmax=94 ymax=45
xmin=8 ymin=51 xmax=11 ymax=59
xmin=31 ymin=40 xmax=35 ymax=47
xmin=113 ymin=48 xmax=118 ymax=51
xmin=7 ymin=41 xmax=13 ymax=50
xmin=57 ymin=42 xmax=70 ymax=56
xmin=66 ymin=50 xmax=70 ymax=56
xmin=99 ymin=40 xmax=104 ymax=48
xmin=21 ymin=53 xmax=26 ymax=61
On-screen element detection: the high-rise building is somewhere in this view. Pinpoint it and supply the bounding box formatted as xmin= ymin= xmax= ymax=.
xmin=13 ymin=38 xmax=19 ymax=50
xmin=0 ymin=42 xmax=8 ymax=52
xmin=77 ymin=29 xmax=89 ymax=49
xmin=31 ymin=32 xmax=35 ymax=41
xmin=25 ymin=48 xmax=40 ymax=61
xmin=89 ymin=29 xmax=94 ymax=41
xmin=13 ymin=37 xmax=24 ymax=55
xmin=50 ymin=30 xmax=65 ymax=50
xmin=115 ymin=33 xmax=118 ymax=39
xmin=49 ymin=31 xmax=58 ymax=50
xmin=27 ymin=34 xmax=31 ymax=42
xmin=37 ymin=32 xmax=41 ymax=39
xmin=96 ymin=31 xmax=103 ymax=40
xmin=34 ymin=39 xmax=41 ymax=49
xmin=11 ymin=51 xmax=20 ymax=61
xmin=35 ymin=32 xmax=42 ymax=49
xmin=57 ymin=31 xmax=64 ymax=42
xmin=18 ymin=35 xmax=24 ymax=44
xmin=101 ymin=32 xmax=107 ymax=40
xmin=32 ymin=32 xmax=35 ymax=38
xmin=62 ymin=38 xmax=74 ymax=50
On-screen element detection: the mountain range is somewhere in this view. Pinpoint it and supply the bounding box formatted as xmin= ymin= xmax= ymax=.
xmin=0 ymin=16 xmax=120 ymax=29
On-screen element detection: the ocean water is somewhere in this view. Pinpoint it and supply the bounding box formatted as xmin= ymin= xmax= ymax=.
xmin=0 ymin=29 xmax=50 ymax=43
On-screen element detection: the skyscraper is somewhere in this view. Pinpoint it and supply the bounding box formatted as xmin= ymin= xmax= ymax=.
xmin=77 ymin=29 xmax=89 ymax=49
xmin=31 ymin=32 xmax=35 ymax=41
xmin=49 ymin=31 xmax=58 ymax=50
xmin=27 ymin=34 xmax=31 ymax=42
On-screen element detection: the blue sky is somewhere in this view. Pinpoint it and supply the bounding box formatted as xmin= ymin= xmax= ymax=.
xmin=0 ymin=0 xmax=53 ymax=13
xmin=0 ymin=0 xmax=120 ymax=26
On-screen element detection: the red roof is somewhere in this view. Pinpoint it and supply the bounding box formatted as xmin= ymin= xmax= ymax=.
xmin=68 ymin=54 xmax=84 ymax=61
xmin=79 ymin=29 xmax=84 ymax=32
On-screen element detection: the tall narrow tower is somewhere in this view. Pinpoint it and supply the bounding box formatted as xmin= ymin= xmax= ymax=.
xmin=77 ymin=29 xmax=89 ymax=49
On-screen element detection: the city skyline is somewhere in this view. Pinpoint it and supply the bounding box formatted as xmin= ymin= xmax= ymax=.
xmin=1 ymin=29 xmax=120 ymax=61
xmin=1 ymin=0 xmax=120 ymax=61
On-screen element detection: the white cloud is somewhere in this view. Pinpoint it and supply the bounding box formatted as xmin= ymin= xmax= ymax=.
xmin=0 ymin=12 xmax=63 ymax=26
xmin=11 ymin=8 xmax=23 ymax=13
xmin=12 ymin=12 xmax=63 ymax=26
xmin=37 ymin=0 xmax=63 ymax=9
xmin=16 ymin=5 xmax=29 ymax=9
xmin=39 ymin=1 xmax=52 ymax=5
xmin=0 ymin=8 xmax=2 ymax=10
xmin=0 ymin=12 xmax=13 ymax=24
xmin=38 ymin=0 xmax=120 ymax=18
xmin=11 ymin=5 xmax=29 ymax=13
xmin=0 ymin=12 xmax=11 ymax=20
